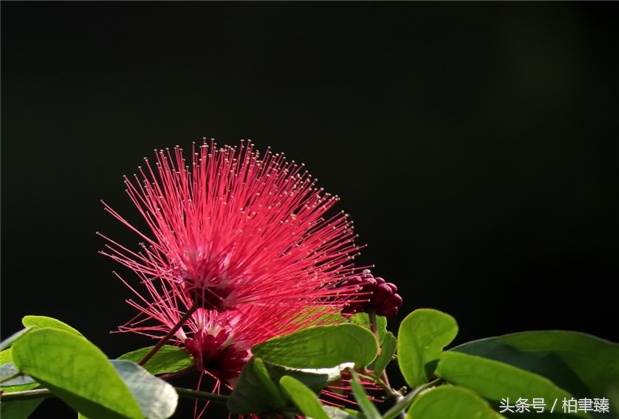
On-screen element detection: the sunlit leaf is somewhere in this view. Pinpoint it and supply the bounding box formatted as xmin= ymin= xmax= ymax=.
xmin=408 ymin=385 xmax=506 ymax=419
xmin=117 ymin=346 xmax=194 ymax=375
xmin=397 ymin=309 xmax=458 ymax=387
xmin=11 ymin=328 xmax=143 ymax=419
xmin=22 ymin=316 xmax=82 ymax=336
xmin=451 ymin=331 xmax=619 ymax=404
xmin=436 ymin=351 xmax=588 ymax=419
xmin=253 ymin=324 xmax=378 ymax=369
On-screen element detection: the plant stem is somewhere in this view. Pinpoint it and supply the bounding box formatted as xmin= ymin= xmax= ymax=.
xmin=368 ymin=309 xmax=404 ymax=419
xmin=174 ymin=387 xmax=228 ymax=403
xmin=381 ymin=378 xmax=442 ymax=419
xmin=0 ymin=388 xmax=52 ymax=402
xmin=139 ymin=303 xmax=198 ymax=366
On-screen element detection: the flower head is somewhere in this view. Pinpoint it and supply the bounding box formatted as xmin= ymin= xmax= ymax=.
xmin=115 ymin=269 xmax=341 ymax=387
xmin=100 ymin=139 xmax=364 ymax=311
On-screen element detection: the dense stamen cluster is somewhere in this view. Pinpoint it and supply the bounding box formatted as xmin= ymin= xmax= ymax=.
xmin=102 ymin=139 xmax=400 ymax=416
xmin=100 ymin=139 xmax=364 ymax=311
xmin=340 ymin=270 xmax=402 ymax=318
xmin=184 ymin=329 xmax=249 ymax=384
xmin=115 ymin=270 xmax=343 ymax=387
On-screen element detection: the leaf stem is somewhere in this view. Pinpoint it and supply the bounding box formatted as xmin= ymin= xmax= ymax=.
xmin=381 ymin=377 xmax=442 ymax=419
xmin=139 ymin=303 xmax=198 ymax=366
xmin=174 ymin=387 xmax=228 ymax=403
xmin=0 ymin=388 xmax=53 ymax=402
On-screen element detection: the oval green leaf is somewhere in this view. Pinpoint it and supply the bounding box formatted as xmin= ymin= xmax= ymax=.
xmin=349 ymin=313 xmax=388 ymax=344
xmin=227 ymin=357 xmax=284 ymax=414
xmin=11 ymin=328 xmax=143 ymax=419
xmin=252 ymin=324 xmax=378 ymax=369
xmin=372 ymin=331 xmax=397 ymax=377
xmin=22 ymin=316 xmax=82 ymax=336
xmin=117 ymin=345 xmax=194 ymax=376
xmin=451 ymin=331 xmax=619 ymax=402
xmin=436 ymin=351 xmax=589 ymax=419
xmin=228 ymin=357 xmax=351 ymax=414
xmin=397 ymin=309 xmax=458 ymax=388
xmin=110 ymin=360 xmax=178 ymax=419
xmin=408 ymin=385 xmax=507 ymax=419
xmin=280 ymin=376 xmax=330 ymax=419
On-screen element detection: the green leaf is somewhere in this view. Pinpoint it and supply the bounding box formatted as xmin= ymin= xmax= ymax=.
xmin=227 ymin=357 xmax=283 ymax=414
xmin=0 ymin=349 xmax=40 ymax=393
xmin=11 ymin=328 xmax=143 ymax=419
xmin=117 ymin=346 xmax=194 ymax=375
xmin=109 ymin=360 xmax=178 ymax=419
xmin=323 ymin=406 xmax=366 ymax=419
xmin=280 ymin=376 xmax=330 ymax=419
xmin=349 ymin=370 xmax=381 ymax=419
xmin=436 ymin=351 xmax=588 ymax=419
xmin=228 ymin=357 xmax=352 ymax=414
xmin=397 ymin=309 xmax=458 ymax=388
xmin=0 ymin=328 xmax=33 ymax=351
xmin=0 ymin=362 xmax=37 ymax=387
xmin=372 ymin=331 xmax=396 ymax=376
xmin=451 ymin=331 xmax=619 ymax=403
xmin=253 ymin=324 xmax=378 ymax=369
xmin=22 ymin=316 xmax=82 ymax=336
xmin=252 ymin=358 xmax=286 ymax=409
xmin=0 ymin=348 xmax=12 ymax=364
xmin=0 ymin=398 xmax=45 ymax=419
xmin=349 ymin=313 xmax=388 ymax=344
xmin=408 ymin=385 xmax=507 ymax=419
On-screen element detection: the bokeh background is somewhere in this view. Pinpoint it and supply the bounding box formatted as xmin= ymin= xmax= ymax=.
xmin=2 ymin=2 xmax=617 ymax=418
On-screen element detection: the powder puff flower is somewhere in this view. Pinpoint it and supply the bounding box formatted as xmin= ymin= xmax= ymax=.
xmin=116 ymin=271 xmax=340 ymax=386
xmin=99 ymin=139 xmax=364 ymax=311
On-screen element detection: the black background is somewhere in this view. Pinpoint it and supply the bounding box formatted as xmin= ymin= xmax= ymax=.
xmin=2 ymin=2 xmax=618 ymax=418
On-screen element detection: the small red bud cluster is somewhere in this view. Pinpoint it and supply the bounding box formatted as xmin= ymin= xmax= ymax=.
xmin=341 ymin=269 xmax=403 ymax=318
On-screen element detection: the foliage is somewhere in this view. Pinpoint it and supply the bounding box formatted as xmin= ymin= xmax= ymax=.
xmin=1 ymin=310 xmax=617 ymax=419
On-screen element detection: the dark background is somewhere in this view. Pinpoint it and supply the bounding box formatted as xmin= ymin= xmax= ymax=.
xmin=2 ymin=2 xmax=617 ymax=418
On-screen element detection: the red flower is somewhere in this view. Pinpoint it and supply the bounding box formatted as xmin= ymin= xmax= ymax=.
xmin=114 ymin=269 xmax=341 ymax=387
xmin=100 ymin=139 xmax=364 ymax=311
